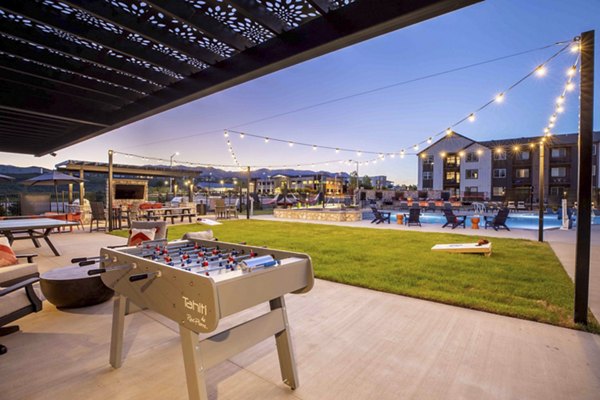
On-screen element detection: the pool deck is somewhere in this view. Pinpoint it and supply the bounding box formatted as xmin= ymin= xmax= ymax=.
xmin=1 ymin=223 xmax=599 ymax=399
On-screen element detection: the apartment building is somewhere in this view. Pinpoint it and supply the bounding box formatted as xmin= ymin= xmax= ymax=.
xmin=417 ymin=131 xmax=600 ymax=204
xmin=255 ymin=174 xmax=346 ymax=195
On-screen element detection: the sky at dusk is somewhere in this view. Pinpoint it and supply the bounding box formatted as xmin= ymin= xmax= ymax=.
xmin=2 ymin=0 xmax=600 ymax=184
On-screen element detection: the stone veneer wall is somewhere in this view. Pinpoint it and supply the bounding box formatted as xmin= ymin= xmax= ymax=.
xmin=274 ymin=208 xmax=362 ymax=222
xmin=107 ymin=178 xmax=149 ymax=208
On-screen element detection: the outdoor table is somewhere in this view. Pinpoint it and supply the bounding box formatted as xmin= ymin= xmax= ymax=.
xmin=144 ymin=206 xmax=194 ymax=222
xmin=0 ymin=218 xmax=78 ymax=256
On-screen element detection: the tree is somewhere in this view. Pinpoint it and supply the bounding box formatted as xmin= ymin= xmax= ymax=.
xmin=361 ymin=175 xmax=373 ymax=190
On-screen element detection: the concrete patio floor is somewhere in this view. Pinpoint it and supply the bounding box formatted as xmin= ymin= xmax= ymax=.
xmin=1 ymin=223 xmax=599 ymax=399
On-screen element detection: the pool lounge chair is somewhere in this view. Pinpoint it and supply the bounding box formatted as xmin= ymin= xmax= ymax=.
xmin=484 ymin=208 xmax=510 ymax=231
xmin=517 ymin=201 xmax=526 ymax=211
xmin=370 ymin=207 xmax=391 ymax=224
xmin=405 ymin=208 xmax=421 ymax=227
xmin=442 ymin=209 xmax=466 ymax=229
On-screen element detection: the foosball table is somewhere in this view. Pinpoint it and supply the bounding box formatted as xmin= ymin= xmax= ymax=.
xmin=78 ymin=238 xmax=314 ymax=400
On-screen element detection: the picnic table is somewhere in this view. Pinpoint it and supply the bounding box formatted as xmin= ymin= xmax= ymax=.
xmin=0 ymin=218 xmax=78 ymax=256
xmin=143 ymin=206 xmax=196 ymax=223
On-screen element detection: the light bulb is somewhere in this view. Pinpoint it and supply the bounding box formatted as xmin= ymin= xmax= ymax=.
xmin=427 ymin=137 xmax=432 ymax=144
xmin=413 ymin=144 xmax=419 ymax=151
xmin=513 ymin=146 xmax=519 ymax=152
xmin=476 ymin=149 xmax=483 ymax=156
xmin=440 ymin=152 xmax=446 ymax=158
xmin=224 ymin=131 xmax=229 ymax=137
xmin=446 ymin=128 xmax=452 ymax=136
xmin=566 ymin=82 xmax=575 ymax=91
xmin=264 ymin=137 xmax=269 ymax=143
xmin=544 ymin=127 xmax=550 ymax=133
xmin=556 ymin=105 xmax=565 ymax=113
xmin=390 ymin=153 xmax=395 ymax=158
xmin=288 ymin=141 xmax=293 ymax=147
xmin=556 ymin=96 xmax=565 ymax=105
xmin=535 ymin=65 xmax=546 ymax=77
xmin=468 ymin=113 xmax=476 ymax=122
xmin=335 ymin=148 xmax=340 ymax=153
xmin=549 ymin=115 xmax=556 ymax=122
xmin=458 ymin=151 xmax=465 ymax=157
xmin=312 ymin=145 xmax=317 ymax=151
xmin=357 ymin=151 xmax=362 ymax=157
xmin=570 ymin=43 xmax=580 ymax=53
xmin=495 ymin=93 xmax=504 ymax=103
xmin=240 ymin=133 xmax=245 ymax=139
xmin=567 ymin=65 xmax=577 ymax=76
xmin=549 ymin=122 xmax=555 ymax=128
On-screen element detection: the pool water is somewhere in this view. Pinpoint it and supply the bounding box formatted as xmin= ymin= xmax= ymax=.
xmin=366 ymin=211 xmax=600 ymax=230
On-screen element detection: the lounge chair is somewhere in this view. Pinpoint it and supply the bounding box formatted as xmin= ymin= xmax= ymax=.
xmin=426 ymin=201 xmax=436 ymax=212
xmin=484 ymin=208 xmax=510 ymax=231
xmin=442 ymin=209 xmax=466 ymax=229
xmin=517 ymin=201 xmax=526 ymax=211
xmin=507 ymin=201 xmax=516 ymax=210
xmin=405 ymin=208 xmax=421 ymax=227
xmin=1 ymin=254 xmax=43 ymax=355
xmin=370 ymin=207 xmax=391 ymax=224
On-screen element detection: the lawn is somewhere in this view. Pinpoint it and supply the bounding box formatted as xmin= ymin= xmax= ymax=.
xmin=111 ymin=220 xmax=598 ymax=333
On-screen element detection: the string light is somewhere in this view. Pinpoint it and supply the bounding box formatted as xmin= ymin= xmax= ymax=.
xmin=535 ymin=65 xmax=547 ymax=77
xmin=214 ymin=38 xmax=577 ymax=167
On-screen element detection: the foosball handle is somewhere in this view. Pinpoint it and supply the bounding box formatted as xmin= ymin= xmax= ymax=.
xmin=71 ymin=257 xmax=88 ymax=263
xmin=79 ymin=260 xmax=98 ymax=267
xmin=87 ymin=268 xmax=106 ymax=276
xmin=129 ymin=273 xmax=149 ymax=282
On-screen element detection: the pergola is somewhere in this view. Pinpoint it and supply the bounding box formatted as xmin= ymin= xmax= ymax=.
xmin=0 ymin=0 xmax=481 ymax=156
xmin=56 ymin=159 xmax=202 ymax=203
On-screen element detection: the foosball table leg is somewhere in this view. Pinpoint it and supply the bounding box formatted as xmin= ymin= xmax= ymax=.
xmin=179 ymin=325 xmax=209 ymax=400
xmin=270 ymin=296 xmax=299 ymax=390
xmin=110 ymin=294 xmax=127 ymax=369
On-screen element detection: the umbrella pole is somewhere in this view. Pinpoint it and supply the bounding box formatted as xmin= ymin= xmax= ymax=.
xmin=54 ymin=183 xmax=59 ymax=214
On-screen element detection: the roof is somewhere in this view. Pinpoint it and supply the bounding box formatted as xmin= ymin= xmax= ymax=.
xmin=481 ymin=131 xmax=600 ymax=148
xmin=0 ymin=0 xmax=480 ymax=156
xmin=55 ymin=159 xmax=201 ymax=178
xmin=417 ymin=130 xmax=476 ymax=155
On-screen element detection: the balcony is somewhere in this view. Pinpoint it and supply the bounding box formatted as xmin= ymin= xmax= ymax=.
xmin=513 ymin=178 xmax=531 ymax=185
xmin=550 ymin=177 xmax=570 ymax=184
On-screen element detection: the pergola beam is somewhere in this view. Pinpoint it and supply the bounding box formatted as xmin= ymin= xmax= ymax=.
xmin=0 ymin=68 xmax=128 ymax=109
xmin=146 ymin=0 xmax=252 ymax=51
xmin=227 ymin=0 xmax=290 ymax=34
xmin=306 ymin=0 xmax=330 ymax=15
xmin=0 ymin=0 xmax=197 ymax=76
xmin=0 ymin=16 xmax=174 ymax=87
xmin=0 ymin=33 xmax=156 ymax=94
xmin=62 ymin=0 xmax=224 ymax=66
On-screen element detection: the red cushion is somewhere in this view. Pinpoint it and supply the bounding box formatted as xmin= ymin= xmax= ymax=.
xmin=127 ymin=228 xmax=156 ymax=246
xmin=0 ymin=237 xmax=18 ymax=267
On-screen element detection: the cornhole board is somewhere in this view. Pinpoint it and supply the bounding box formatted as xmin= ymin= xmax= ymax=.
xmin=197 ymin=218 xmax=222 ymax=226
xmin=431 ymin=242 xmax=492 ymax=257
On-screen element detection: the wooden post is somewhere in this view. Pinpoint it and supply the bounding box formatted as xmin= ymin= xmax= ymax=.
xmin=538 ymin=141 xmax=545 ymax=242
xmin=79 ymin=168 xmax=85 ymax=205
xmin=108 ymin=150 xmax=114 ymax=231
xmin=574 ymin=31 xmax=595 ymax=325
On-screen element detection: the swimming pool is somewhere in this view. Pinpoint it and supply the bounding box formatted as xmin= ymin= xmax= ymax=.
xmin=365 ymin=211 xmax=600 ymax=230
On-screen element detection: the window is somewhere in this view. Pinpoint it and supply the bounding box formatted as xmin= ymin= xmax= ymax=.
xmin=551 ymin=147 xmax=567 ymax=158
xmin=465 ymin=186 xmax=478 ymax=193
xmin=465 ymin=169 xmax=479 ymax=179
xmin=517 ymin=151 xmax=530 ymax=160
xmin=466 ymin=152 xmax=479 ymax=162
xmin=446 ymin=171 xmax=457 ymax=181
xmin=422 ymin=155 xmax=434 ymax=165
xmin=550 ymin=187 xmax=565 ymax=197
xmin=592 ymin=144 xmax=596 ymax=156
xmin=493 ymin=168 xmax=507 ymax=178
xmin=446 ymin=155 xmax=460 ymax=166
xmin=515 ymin=168 xmax=530 ymax=178
xmin=592 ymin=165 xmax=596 ymax=176
xmin=423 ymin=171 xmax=432 ymax=180
xmin=493 ymin=151 xmax=507 ymax=161
xmin=493 ymin=187 xmax=506 ymax=196
xmin=551 ymin=167 xmax=567 ymax=177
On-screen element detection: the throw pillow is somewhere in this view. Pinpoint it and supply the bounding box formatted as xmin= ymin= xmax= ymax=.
xmin=128 ymin=228 xmax=156 ymax=246
xmin=0 ymin=236 xmax=18 ymax=267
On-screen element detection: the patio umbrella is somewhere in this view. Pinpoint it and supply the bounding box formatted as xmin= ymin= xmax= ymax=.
xmin=0 ymin=174 xmax=15 ymax=181
xmin=23 ymin=170 xmax=85 ymax=213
